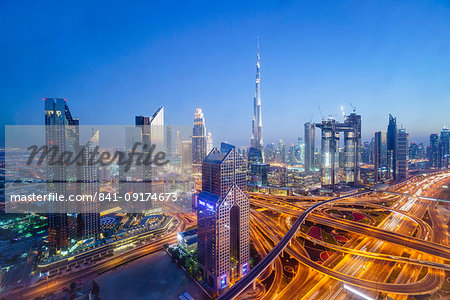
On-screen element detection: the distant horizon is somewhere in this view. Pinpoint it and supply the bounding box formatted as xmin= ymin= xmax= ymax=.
xmin=1 ymin=1 xmax=449 ymax=147
xmin=1 ymin=97 xmax=445 ymax=148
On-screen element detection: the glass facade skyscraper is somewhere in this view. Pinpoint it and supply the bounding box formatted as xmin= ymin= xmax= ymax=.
xmin=197 ymin=143 xmax=250 ymax=291
xmin=438 ymin=127 xmax=449 ymax=169
xmin=304 ymin=122 xmax=315 ymax=173
xmin=316 ymin=113 xmax=361 ymax=188
xmin=45 ymin=98 xmax=79 ymax=252
xmin=429 ymin=133 xmax=439 ymax=168
xmin=192 ymin=108 xmax=207 ymax=174
xmin=397 ymin=128 xmax=409 ymax=180
xmin=316 ymin=119 xmax=340 ymax=188
xmin=387 ymin=114 xmax=398 ymax=180
xmin=374 ymin=131 xmax=387 ymax=183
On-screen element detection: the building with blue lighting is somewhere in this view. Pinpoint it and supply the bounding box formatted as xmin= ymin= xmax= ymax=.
xmin=197 ymin=143 xmax=250 ymax=291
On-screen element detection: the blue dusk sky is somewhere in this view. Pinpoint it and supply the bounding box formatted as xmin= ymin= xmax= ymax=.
xmin=1 ymin=0 xmax=449 ymax=147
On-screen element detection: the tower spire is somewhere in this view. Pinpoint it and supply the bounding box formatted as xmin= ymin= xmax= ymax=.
xmin=251 ymin=36 xmax=263 ymax=151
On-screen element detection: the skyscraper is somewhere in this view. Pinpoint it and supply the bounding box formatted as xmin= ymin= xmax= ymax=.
xmin=133 ymin=107 xmax=165 ymax=213
xmin=397 ymin=128 xmax=409 ymax=180
xmin=387 ymin=114 xmax=397 ymax=180
xmin=175 ymin=130 xmax=181 ymax=156
xmin=316 ymin=113 xmax=361 ymax=188
xmin=197 ymin=143 xmax=250 ymax=290
xmin=362 ymin=138 xmax=374 ymax=164
xmin=316 ymin=119 xmax=339 ymax=188
xmin=166 ymin=125 xmax=173 ymax=156
xmin=342 ymin=113 xmax=361 ymax=186
xmin=304 ymin=122 xmax=315 ymax=172
xmin=374 ymin=131 xmax=387 ymax=183
xmin=251 ymin=37 xmax=263 ymax=151
xmin=429 ymin=133 xmax=439 ymax=168
xmin=295 ymin=137 xmax=305 ymax=164
xmin=277 ymin=139 xmax=287 ymax=164
xmin=438 ymin=127 xmax=449 ymax=169
xmin=44 ymin=98 xmax=79 ymax=253
xmin=78 ymin=130 xmax=100 ymax=240
xmin=207 ymin=132 xmax=213 ymax=154
xmin=192 ymin=108 xmax=207 ymax=174
xmin=181 ymin=139 xmax=193 ymax=174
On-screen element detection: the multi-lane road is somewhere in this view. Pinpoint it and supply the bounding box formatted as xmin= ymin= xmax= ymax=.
xmin=235 ymin=172 xmax=450 ymax=300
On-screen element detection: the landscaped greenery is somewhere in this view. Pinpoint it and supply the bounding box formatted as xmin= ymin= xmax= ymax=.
xmin=165 ymin=244 xmax=200 ymax=278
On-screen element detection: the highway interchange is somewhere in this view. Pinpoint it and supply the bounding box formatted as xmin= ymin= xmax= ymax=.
xmin=224 ymin=171 xmax=450 ymax=300
xmin=2 ymin=171 xmax=449 ymax=299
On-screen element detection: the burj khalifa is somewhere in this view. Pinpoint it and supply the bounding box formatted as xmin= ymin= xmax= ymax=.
xmin=251 ymin=37 xmax=263 ymax=151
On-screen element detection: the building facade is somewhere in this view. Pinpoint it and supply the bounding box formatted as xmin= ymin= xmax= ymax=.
xmin=374 ymin=131 xmax=388 ymax=183
xmin=397 ymin=128 xmax=409 ymax=180
xmin=251 ymin=39 xmax=263 ymax=152
xmin=197 ymin=143 xmax=250 ymax=291
xmin=315 ymin=113 xmax=361 ymax=188
xmin=304 ymin=122 xmax=315 ymax=172
xmin=45 ymin=98 xmax=79 ymax=253
xmin=387 ymin=114 xmax=397 ymax=180
xmin=429 ymin=133 xmax=439 ymax=168
xmin=438 ymin=127 xmax=449 ymax=169
xmin=192 ymin=108 xmax=208 ymax=174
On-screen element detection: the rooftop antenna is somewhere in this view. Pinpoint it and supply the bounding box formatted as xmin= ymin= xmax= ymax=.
xmin=257 ymin=34 xmax=260 ymax=52
xmin=350 ymin=103 xmax=356 ymax=113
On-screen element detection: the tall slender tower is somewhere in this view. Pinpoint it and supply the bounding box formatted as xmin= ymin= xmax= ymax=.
xmin=387 ymin=114 xmax=397 ymax=180
xmin=192 ymin=108 xmax=207 ymax=174
xmin=251 ymin=37 xmax=263 ymax=151
xmin=397 ymin=128 xmax=409 ymax=179
xmin=44 ymin=98 xmax=79 ymax=253
xmin=304 ymin=122 xmax=316 ymax=172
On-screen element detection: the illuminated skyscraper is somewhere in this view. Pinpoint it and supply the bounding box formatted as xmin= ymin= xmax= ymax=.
xmin=397 ymin=128 xmax=409 ymax=180
xmin=438 ymin=127 xmax=449 ymax=169
xmin=44 ymin=98 xmax=79 ymax=253
xmin=197 ymin=143 xmax=250 ymax=290
xmin=192 ymin=108 xmax=207 ymax=174
xmin=429 ymin=133 xmax=439 ymax=168
xmin=251 ymin=37 xmax=263 ymax=151
xmin=316 ymin=119 xmax=339 ymax=188
xmin=78 ymin=130 xmax=100 ymax=240
xmin=342 ymin=113 xmax=361 ymax=186
xmin=387 ymin=114 xmax=397 ymax=180
xmin=295 ymin=138 xmax=305 ymax=164
xmin=304 ymin=122 xmax=315 ymax=172
xmin=207 ymin=132 xmax=213 ymax=154
xmin=132 ymin=107 xmax=165 ymax=213
xmin=316 ymin=113 xmax=361 ymax=188
xmin=374 ymin=131 xmax=388 ymax=183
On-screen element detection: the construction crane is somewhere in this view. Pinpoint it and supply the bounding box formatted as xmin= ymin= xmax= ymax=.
xmin=317 ymin=105 xmax=324 ymax=120
xmin=340 ymin=105 xmax=346 ymax=120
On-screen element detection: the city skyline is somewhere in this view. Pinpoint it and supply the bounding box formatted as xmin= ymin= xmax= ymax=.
xmin=1 ymin=1 xmax=450 ymax=147
xmin=1 ymin=2 xmax=450 ymax=300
